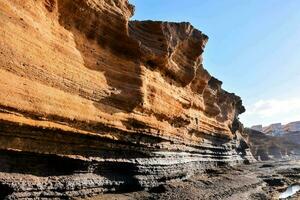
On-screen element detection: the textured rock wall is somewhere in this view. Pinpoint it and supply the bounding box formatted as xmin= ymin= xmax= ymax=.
xmin=283 ymin=131 xmax=300 ymax=145
xmin=244 ymin=128 xmax=300 ymax=161
xmin=0 ymin=0 xmax=251 ymax=198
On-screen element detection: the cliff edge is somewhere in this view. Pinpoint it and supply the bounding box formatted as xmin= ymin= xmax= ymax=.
xmin=0 ymin=0 xmax=251 ymax=198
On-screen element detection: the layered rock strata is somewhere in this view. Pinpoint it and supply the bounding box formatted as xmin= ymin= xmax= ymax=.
xmin=0 ymin=0 xmax=250 ymax=198
xmin=244 ymin=128 xmax=300 ymax=161
xmin=78 ymin=160 xmax=300 ymax=200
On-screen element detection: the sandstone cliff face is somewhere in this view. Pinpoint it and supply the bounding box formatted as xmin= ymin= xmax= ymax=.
xmin=0 ymin=0 xmax=249 ymax=198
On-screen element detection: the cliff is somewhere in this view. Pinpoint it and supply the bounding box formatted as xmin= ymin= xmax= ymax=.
xmin=284 ymin=131 xmax=300 ymax=145
xmin=244 ymin=128 xmax=300 ymax=160
xmin=0 ymin=0 xmax=250 ymax=198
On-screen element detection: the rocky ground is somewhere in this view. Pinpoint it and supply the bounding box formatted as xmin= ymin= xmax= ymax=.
xmin=75 ymin=159 xmax=300 ymax=200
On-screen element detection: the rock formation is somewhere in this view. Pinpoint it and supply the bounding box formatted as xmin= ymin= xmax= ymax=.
xmin=83 ymin=160 xmax=300 ymax=200
xmin=284 ymin=131 xmax=300 ymax=145
xmin=244 ymin=128 xmax=300 ymax=161
xmin=251 ymin=121 xmax=300 ymax=136
xmin=0 ymin=0 xmax=251 ymax=198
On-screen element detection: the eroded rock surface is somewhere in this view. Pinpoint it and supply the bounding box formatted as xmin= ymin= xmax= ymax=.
xmin=0 ymin=0 xmax=251 ymax=198
xmin=244 ymin=128 xmax=300 ymax=161
xmin=76 ymin=160 xmax=300 ymax=200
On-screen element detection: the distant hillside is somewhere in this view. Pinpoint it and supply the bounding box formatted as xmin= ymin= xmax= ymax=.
xmin=244 ymin=128 xmax=300 ymax=161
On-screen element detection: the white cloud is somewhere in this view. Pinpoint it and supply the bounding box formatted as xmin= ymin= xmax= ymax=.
xmin=240 ymin=98 xmax=300 ymax=127
xmin=248 ymin=99 xmax=300 ymax=117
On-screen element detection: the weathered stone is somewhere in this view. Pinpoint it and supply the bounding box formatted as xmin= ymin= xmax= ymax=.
xmin=0 ymin=0 xmax=251 ymax=198
xmin=244 ymin=128 xmax=300 ymax=160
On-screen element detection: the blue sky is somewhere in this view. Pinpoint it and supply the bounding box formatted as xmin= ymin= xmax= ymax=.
xmin=130 ymin=0 xmax=300 ymax=127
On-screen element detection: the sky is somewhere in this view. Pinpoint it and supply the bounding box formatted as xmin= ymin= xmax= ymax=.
xmin=130 ymin=0 xmax=300 ymax=127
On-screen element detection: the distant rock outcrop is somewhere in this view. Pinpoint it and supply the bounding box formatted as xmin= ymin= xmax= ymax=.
xmin=251 ymin=121 xmax=300 ymax=136
xmin=0 ymin=0 xmax=252 ymax=198
xmin=244 ymin=128 xmax=300 ymax=161
xmin=284 ymin=131 xmax=300 ymax=145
